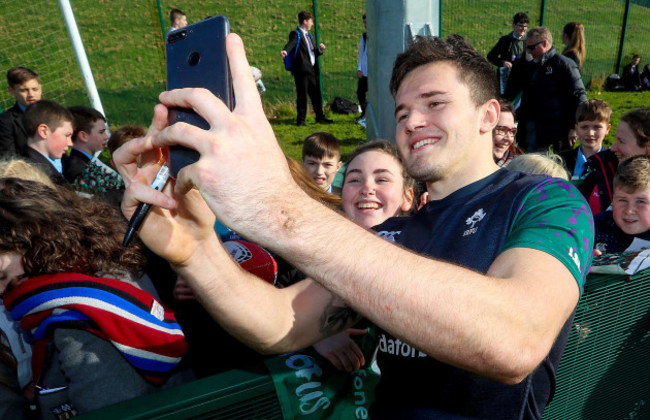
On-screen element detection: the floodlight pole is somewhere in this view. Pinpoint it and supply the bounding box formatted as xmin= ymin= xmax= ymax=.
xmin=366 ymin=0 xmax=441 ymax=142
xmin=58 ymin=0 xmax=106 ymax=119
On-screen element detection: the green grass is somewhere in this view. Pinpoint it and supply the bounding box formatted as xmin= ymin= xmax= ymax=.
xmin=0 ymin=0 xmax=648 ymax=161
xmin=591 ymin=90 xmax=650 ymax=148
xmin=270 ymin=112 xmax=366 ymax=161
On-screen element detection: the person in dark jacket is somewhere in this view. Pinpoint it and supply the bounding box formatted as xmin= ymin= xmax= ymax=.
xmin=486 ymin=12 xmax=529 ymax=93
xmin=641 ymin=64 xmax=650 ymax=91
xmin=578 ymin=148 xmax=618 ymax=216
xmin=504 ymin=26 xmax=587 ymax=153
xmin=22 ymin=100 xmax=73 ymax=185
xmin=0 ymin=67 xmax=42 ymax=157
xmin=62 ymin=106 xmax=108 ymax=183
xmin=559 ymin=99 xmax=611 ymax=180
xmin=280 ymin=10 xmax=333 ymax=126
xmin=622 ymin=55 xmax=642 ymax=91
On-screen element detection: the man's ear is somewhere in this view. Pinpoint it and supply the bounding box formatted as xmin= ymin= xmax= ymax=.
xmin=401 ymin=187 xmax=415 ymax=213
xmin=77 ymin=130 xmax=88 ymax=143
xmin=7 ymin=86 xmax=19 ymax=101
xmin=479 ymin=99 xmax=499 ymax=134
xmin=36 ymin=123 xmax=49 ymax=140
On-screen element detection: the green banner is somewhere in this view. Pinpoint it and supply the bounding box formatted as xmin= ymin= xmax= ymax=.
xmin=265 ymin=329 xmax=380 ymax=419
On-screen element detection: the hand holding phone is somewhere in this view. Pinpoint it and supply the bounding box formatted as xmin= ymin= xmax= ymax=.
xmin=166 ymin=15 xmax=233 ymax=178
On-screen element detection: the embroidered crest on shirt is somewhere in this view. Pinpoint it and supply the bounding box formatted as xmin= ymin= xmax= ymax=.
xmin=463 ymin=208 xmax=486 ymax=236
xmin=376 ymin=230 xmax=401 ymax=242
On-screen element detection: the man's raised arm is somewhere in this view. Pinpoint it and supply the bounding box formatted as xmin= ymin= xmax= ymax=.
xmin=115 ymin=33 xmax=589 ymax=384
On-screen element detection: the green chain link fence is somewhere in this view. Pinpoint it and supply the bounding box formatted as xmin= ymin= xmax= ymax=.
xmin=0 ymin=0 xmax=647 ymax=125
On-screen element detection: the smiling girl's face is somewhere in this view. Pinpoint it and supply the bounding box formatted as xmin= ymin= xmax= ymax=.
xmin=342 ymin=150 xmax=414 ymax=229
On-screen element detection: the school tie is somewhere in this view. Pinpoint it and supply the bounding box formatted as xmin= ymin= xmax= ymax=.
xmin=306 ymin=33 xmax=314 ymax=51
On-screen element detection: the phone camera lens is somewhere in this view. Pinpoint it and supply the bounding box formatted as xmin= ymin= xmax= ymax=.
xmin=188 ymin=51 xmax=201 ymax=66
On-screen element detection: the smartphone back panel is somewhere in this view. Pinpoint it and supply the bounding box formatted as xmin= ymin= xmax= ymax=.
xmin=165 ymin=15 xmax=232 ymax=176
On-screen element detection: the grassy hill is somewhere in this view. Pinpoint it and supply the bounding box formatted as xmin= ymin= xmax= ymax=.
xmin=0 ymin=0 xmax=647 ymax=159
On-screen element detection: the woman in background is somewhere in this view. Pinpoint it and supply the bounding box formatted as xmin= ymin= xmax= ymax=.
xmin=562 ymin=22 xmax=586 ymax=69
xmin=492 ymin=99 xmax=524 ymax=167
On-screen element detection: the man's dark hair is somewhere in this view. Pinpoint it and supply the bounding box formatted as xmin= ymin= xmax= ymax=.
xmin=6 ymin=66 xmax=39 ymax=88
xmin=389 ymin=35 xmax=498 ymax=106
xmin=298 ymin=10 xmax=313 ymax=25
xmin=170 ymin=8 xmax=185 ymax=25
xmin=68 ymin=106 xmax=106 ymax=142
xmin=23 ymin=100 xmax=74 ymax=138
xmin=513 ymin=12 xmax=529 ymax=25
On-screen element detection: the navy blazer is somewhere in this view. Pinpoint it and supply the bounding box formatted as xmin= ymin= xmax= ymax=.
xmin=24 ymin=147 xmax=68 ymax=185
xmin=0 ymin=103 xmax=27 ymax=157
xmin=283 ymin=28 xmax=322 ymax=76
xmin=558 ymin=147 xmax=579 ymax=176
xmin=62 ymin=148 xmax=91 ymax=183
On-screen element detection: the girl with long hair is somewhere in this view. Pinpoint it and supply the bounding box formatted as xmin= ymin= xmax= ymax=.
xmin=562 ymin=22 xmax=586 ymax=69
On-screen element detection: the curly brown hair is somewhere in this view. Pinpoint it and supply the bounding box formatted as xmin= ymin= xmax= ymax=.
xmin=0 ymin=178 xmax=145 ymax=278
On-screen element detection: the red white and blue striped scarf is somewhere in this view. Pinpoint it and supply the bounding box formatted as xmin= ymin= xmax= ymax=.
xmin=3 ymin=272 xmax=187 ymax=385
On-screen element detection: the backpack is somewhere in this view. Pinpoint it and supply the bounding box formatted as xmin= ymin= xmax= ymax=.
xmin=606 ymin=74 xmax=625 ymax=92
xmin=283 ymin=30 xmax=301 ymax=71
xmin=331 ymin=97 xmax=360 ymax=114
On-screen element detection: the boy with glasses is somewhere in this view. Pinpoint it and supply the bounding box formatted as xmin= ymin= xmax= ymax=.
xmin=487 ymin=12 xmax=529 ymax=92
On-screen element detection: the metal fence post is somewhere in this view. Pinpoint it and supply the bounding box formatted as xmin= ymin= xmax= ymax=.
xmin=313 ymin=0 xmax=325 ymax=107
xmin=58 ymin=0 xmax=106 ymax=119
xmin=616 ymin=0 xmax=632 ymax=75
xmin=156 ymin=0 xmax=167 ymax=43
xmin=366 ymin=0 xmax=441 ymax=142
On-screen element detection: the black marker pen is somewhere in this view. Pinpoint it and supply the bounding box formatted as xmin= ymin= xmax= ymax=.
xmin=122 ymin=164 xmax=171 ymax=247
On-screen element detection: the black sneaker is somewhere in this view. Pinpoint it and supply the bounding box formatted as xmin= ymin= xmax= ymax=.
xmin=316 ymin=117 xmax=334 ymax=124
xmin=296 ymin=121 xmax=306 ymax=126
